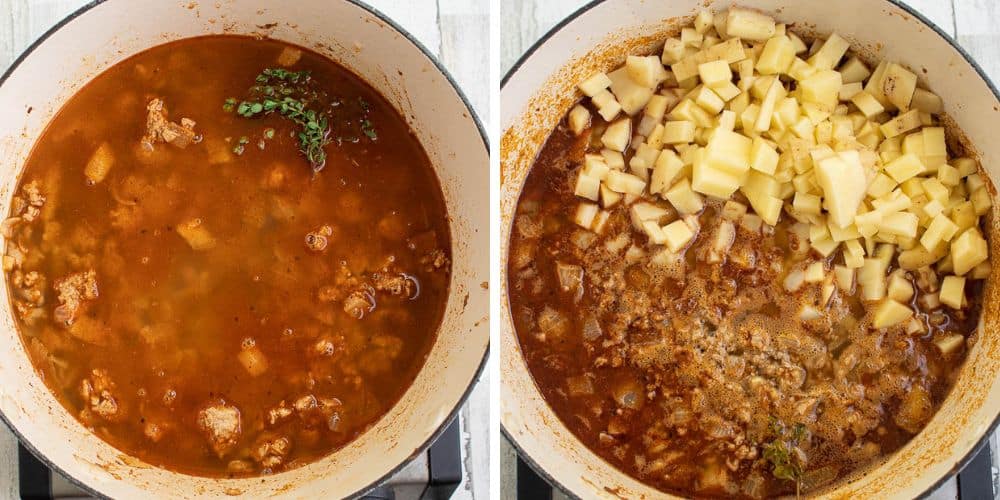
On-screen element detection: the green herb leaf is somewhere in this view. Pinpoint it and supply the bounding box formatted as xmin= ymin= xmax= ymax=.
xmin=361 ymin=120 xmax=377 ymax=140
xmin=222 ymin=97 xmax=236 ymax=112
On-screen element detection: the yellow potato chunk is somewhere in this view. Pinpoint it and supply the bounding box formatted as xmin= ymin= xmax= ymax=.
xmin=951 ymin=228 xmax=989 ymax=276
xmin=601 ymin=118 xmax=632 ymax=151
xmin=808 ymin=33 xmax=850 ymax=70
xmin=568 ymin=105 xmax=591 ymax=135
xmin=698 ymin=59 xmax=732 ymax=88
xmin=756 ymin=35 xmax=796 ymax=75
xmin=662 ymin=120 xmax=696 ymax=144
xmin=882 ymin=63 xmax=918 ymax=111
xmin=579 ymin=72 xmax=612 ymax=97
xmin=574 ymin=173 xmax=600 ymax=201
xmin=872 ymin=300 xmax=913 ymax=329
xmin=814 ymin=153 xmax=866 ymax=228
xmin=665 ymin=179 xmax=704 ymax=215
xmin=725 ymin=7 xmax=776 ymax=41
xmin=574 ymin=203 xmax=599 ymax=229
xmin=884 ymin=154 xmax=925 ymax=183
xmin=662 ymin=219 xmax=695 ymax=251
xmin=939 ymin=275 xmax=966 ymax=309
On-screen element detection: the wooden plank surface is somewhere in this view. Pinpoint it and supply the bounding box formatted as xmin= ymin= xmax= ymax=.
xmin=0 ymin=1 xmax=488 ymax=499
xmin=499 ymin=1 xmax=1000 ymax=499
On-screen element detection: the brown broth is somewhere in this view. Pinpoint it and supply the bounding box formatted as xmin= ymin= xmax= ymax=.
xmin=508 ymin=110 xmax=981 ymax=498
xmin=5 ymin=36 xmax=450 ymax=477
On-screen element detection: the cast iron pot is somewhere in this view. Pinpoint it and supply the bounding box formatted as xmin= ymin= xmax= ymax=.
xmin=501 ymin=0 xmax=1000 ymax=497
xmin=0 ymin=0 xmax=489 ymax=497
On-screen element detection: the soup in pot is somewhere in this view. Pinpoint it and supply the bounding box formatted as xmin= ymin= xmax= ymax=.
xmin=509 ymin=7 xmax=992 ymax=498
xmin=4 ymin=36 xmax=450 ymax=477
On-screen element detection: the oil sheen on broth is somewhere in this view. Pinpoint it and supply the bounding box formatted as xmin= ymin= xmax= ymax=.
xmin=4 ymin=36 xmax=450 ymax=477
xmin=508 ymin=14 xmax=991 ymax=496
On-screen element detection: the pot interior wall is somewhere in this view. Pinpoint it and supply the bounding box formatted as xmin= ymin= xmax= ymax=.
xmin=500 ymin=0 xmax=1000 ymax=498
xmin=0 ymin=1 xmax=487 ymax=497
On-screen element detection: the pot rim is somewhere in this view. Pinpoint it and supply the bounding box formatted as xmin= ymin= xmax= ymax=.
xmin=0 ymin=0 xmax=490 ymax=498
xmin=499 ymin=0 xmax=1000 ymax=498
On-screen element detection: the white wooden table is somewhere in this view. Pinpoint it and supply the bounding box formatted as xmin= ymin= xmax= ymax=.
xmin=500 ymin=1 xmax=1000 ymax=499
xmin=0 ymin=1 xmax=489 ymax=499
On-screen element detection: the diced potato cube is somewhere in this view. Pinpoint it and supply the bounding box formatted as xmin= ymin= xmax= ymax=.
xmin=626 ymin=55 xmax=667 ymax=87
xmin=749 ymin=137 xmax=779 ymax=174
xmin=693 ymin=87 xmax=725 ymax=114
xmin=804 ymin=261 xmax=825 ymax=282
xmin=839 ymin=56 xmax=871 ymax=84
xmin=84 ymin=142 xmax=115 ymax=184
xmin=920 ymin=213 xmax=959 ymax=250
xmin=951 ymin=228 xmax=989 ymax=276
xmin=698 ymin=59 xmax=732 ymax=88
xmin=859 ymin=258 xmax=887 ymax=300
xmin=665 ymin=179 xmax=704 ymax=215
xmin=681 ymin=27 xmax=703 ymax=48
xmin=878 ymin=211 xmax=918 ymax=238
xmin=725 ymin=8 xmax=776 ymax=41
xmin=650 ymin=149 xmax=686 ymax=195
xmin=882 ymin=63 xmax=918 ymax=111
xmin=592 ymin=90 xmax=623 ymax=121
xmin=721 ymin=200 xmax=747 ymax=220
xmin=800 ymin=70 xmax=842 ymax=109
xmin=839 ymin=82 xmax=863 ymax=101
xmin=880 ymin=109 xmax=922 ymax=138
xmin=814 ymin=153 xmax=866 ymax=228
xmin=972 ymin=187 xmax=993 ymax=215
xmin=574 ymin=202 xmax=599 ymax=229
xmin=935 ymin=333 xmax=965 ymax=355
xmin=692 ymin=162 xmax=741 ymax=198
xmin=793 ymin=192 xmax=821 ymax=215
xmin=972 ymin=261 xmax=991 ymax=279
xmin=642 ymin=220 xmax=669 ymax=245
xmin=756 ymin=35 xmax=796 ymax=75
xmin=574 ymin=173 xmax=601 ymax=201
xmin=808 ymin=33 xmax=850 ymax=70
xmin=911 ymin=88 xmax=944 ymax=114
xmin=844 ymin=239 xmax=866 ymax=268
xmin=601 ymin=184 xmax=622 ymax=208
xmin=953 ymin=157 xmax=979 ymax=176
xmin=851 ymin=91 xmax=885 ymax=118
xmin=872 ymin=300 xmax=913 ymax=329
xmin=662 ymin=120 xmax=696 ymax=145
xmin=609 ymin=68 xmax=655 ymax=115
xmin=602 ymin=118 xmax=632 ymax=151
xmin=887 ymin=270 xmax=914 ymax=302
xmin=834 ymin=265 xmax=855 ymax=289
xmin=704 ymin=129 xmax=752 ymax=175
xmin=568 ymin=105 xmax=591 ymax=135
xmin=884 ymin=154 xmax=925 ymax=183
xmin=662 ymin=38 xmax=686 ymax=65
xmin=662 ymin=219 xmax=695 ymax=251
xmin=592 ymin=210 xmax=611 ymax=234
xmin=580 ymin=72 xmax=613 ymax=97
xmin=951 ymin=201 xmax=978 ymax=231
xmin=939 ymin=275 xmax=966 ymax=309
xmin=606 ymin=170 xmax=646 ymax=195
xmin=177 ymin=218 xmax=217 ymax=251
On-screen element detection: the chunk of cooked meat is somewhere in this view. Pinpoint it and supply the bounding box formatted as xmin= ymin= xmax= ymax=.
xmin=421 ymin=249 xmax=450 ymax=271
xmin=141 ymin=99 xmax=197 ymax=149
xmin=197 ymin=402 xmax=242 ymax=457
xmin=251 ymin=435 xmax=291 ymax=468
xmin=79 ymin=369 xmax=123 ymax=422
xmin=53 ymin=270 xmax=98 ymax=326
xmin=372 ymin=270 xmax=415 ymax=298
xmin=343 ymin=289 xmax=374 ymax=319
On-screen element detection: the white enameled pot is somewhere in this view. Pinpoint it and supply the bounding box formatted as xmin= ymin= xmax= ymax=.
xmin=0 ymin=1 xmax=488 ymax=498
xmin=501 ymin=1 xmax=1000 ymax=498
